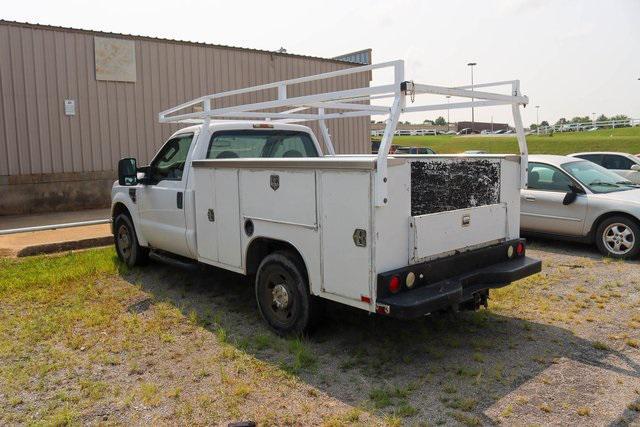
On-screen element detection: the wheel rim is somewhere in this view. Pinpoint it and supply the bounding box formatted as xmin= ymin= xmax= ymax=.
xmin=259 ymin=268 xmax=297 ymax=326
xmin=602 ymin=223 xmax=635 ymax=255
xmin=117 ymin=224 xmax=132 ymax=260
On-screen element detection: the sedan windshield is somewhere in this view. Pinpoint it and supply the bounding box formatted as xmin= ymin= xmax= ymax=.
xmin=561 ymin=160 xmax=637 ymax=193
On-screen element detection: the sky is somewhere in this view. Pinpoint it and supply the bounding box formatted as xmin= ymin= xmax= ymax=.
xmin=3 ymin=0 xmax=640 ymax=127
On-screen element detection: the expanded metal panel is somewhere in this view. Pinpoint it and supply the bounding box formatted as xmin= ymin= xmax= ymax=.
xmin=410 ymin=159 xmax=501 ymax=216
xmin=0 ymin=21 xmax=371 ymax=176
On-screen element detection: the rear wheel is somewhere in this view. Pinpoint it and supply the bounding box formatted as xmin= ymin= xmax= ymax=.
xmin=114 ymin=214 xmax=149 ymax=267
xmin=255 ymin=251 xmax=319 ymax=336
xmin=595 ymin=216 xmax=640 ymax=259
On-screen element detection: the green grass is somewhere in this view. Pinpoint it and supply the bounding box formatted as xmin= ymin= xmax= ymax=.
xmin=389 ymin=126 xmax=640 ymax=155
xmin=0 ymin=248 xmax=119 ymax=294
xmin=0 ymin=248 xmax=340 ymax=425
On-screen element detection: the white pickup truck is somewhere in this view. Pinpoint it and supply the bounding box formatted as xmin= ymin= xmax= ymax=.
xmin=111 ymin=60 xmax=541 ymax=335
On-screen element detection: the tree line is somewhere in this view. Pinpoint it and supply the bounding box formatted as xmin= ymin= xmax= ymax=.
xmin=531 ymin=114 xmax=631 ymax=129
xmin=371 ymin=116 xmax=449 ymax=126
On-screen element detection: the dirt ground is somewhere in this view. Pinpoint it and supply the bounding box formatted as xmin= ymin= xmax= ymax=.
xmin=1 ymin=239 xmax=639 ymax=426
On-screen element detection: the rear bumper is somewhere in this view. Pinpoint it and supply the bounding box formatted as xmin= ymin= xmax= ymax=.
xmin=376 ymin=242 xmax=541 ymax=319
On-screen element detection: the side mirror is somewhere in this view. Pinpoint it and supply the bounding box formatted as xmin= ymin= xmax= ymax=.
xmin=631 ymin=164 xmax=640 ymax=172
xmin=118 ymin=158 xmax=138 ymax=186
xmin=563 ymin=185 xmax=583 ymax=205
xmin=563 ymin=191 xmax=577 ymax=205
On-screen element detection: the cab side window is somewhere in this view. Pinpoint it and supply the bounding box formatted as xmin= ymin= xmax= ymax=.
xmin=528 ymin=163 xmax=573 ymax=192
xmin=602 ymin=155 xmax=634 ymax=170
xmin=151 ymin=133 xmax=194 ymax=181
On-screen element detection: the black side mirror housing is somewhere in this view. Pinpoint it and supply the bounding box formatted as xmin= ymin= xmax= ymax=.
xmin=118 ymin=158 xmax=138 ymax=186
xmin=562 ymin=185 xmax=583 ymax=205
xmin=563 ymin=191 xmax=577 ymax=205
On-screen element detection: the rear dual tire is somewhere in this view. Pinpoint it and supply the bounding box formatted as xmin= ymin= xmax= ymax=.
xmin=255 ymin=251 xmax=320 ymax=336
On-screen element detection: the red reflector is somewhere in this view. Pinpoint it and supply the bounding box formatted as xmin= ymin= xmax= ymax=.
xmin=361 ymin=295 xmax=371 ymax=303
xmin=516 ymin=242 xmax=525 ymax=256
xmin=253 ymin=123 xmax=274 ymax=128
xmin=389 ymin=276 xmax=401 ymax=294
xmin=376 ymin=304 xmax=390 ymax=315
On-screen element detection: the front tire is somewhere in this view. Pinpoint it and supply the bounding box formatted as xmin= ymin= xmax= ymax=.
xmin=114 ymin=214 xmax=149 ymax=267
xmin=255 ymin=251 xmax=318 ymax=336
xmin=595 ymin=216 xmax=640 ymax=259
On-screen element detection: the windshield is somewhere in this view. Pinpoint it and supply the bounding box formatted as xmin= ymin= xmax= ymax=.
xmin=561 ymin=160 xmax=636 ymax=193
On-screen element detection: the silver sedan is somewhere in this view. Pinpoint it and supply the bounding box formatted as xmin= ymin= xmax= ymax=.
xmin=521 ymin=155 xmax=640 ymax=258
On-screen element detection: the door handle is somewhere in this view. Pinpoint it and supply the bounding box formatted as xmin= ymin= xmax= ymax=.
xmin=524 ymin=196 xmax=536 ymax=202
xmin=176 ymin=192 xmax=183 ymax=209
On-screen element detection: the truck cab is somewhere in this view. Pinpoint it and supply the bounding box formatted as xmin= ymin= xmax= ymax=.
xmin=111 ymin=60 xmax=541 ymax=336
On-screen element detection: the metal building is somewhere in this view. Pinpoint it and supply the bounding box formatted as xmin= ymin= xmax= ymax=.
xmin=0 ymin=20 xmax=372 ymax=215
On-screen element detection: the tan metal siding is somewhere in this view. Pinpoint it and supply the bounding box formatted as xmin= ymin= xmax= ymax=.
xmin=0 ymin=22 xmax=371 ymax=177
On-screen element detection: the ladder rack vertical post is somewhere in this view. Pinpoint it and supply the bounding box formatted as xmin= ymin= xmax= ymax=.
xmin=511 ymin=80 xmax=528 ymax=189
xmin=375 ymin=61 xmax=404 ymax=207
xmin=202 ymin=98 xmax=211 ymax=130
xmin=318 ymin=107 xmax=336 ymax=156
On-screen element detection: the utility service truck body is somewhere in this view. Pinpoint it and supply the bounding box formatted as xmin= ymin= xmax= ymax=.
xmin=111 ymin=60 xmax=541 ymax=335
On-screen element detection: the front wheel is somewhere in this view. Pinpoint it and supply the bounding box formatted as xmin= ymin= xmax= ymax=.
xmin=255 ymin=251 xmax=319 ymax=336
xmin=595 ymin=216 xmax=640 ymax=259
xmin=113 ymin=214 xmax=149 ymax=267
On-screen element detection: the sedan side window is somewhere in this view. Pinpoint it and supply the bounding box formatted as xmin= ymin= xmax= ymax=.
xmin=150 ymin=133 xmax=194 ymax=181
xmin=575 ymin=154 xmax=603 ymax=165
xmin=528 ymin=163 xmax=573 ymax=192
xmin=602 ymin=155 xmax=634 ymax=170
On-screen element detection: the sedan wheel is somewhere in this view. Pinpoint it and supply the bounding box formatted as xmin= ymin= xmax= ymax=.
xmin=595 ymin=216 xmax=640 ymax=259
xmin=602 ymin=223 xmax=634 ymax=255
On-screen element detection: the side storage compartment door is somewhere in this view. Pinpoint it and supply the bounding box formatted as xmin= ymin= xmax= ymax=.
xmin=214 ymin=169 xmax=242 ymax=267
xmin=319 ymin=170 xmax=372 ymax=301
xmin=194 ymin=167 xmax=242 ymax=268
xmin=194 ymin=168 xmax=218 ymax=263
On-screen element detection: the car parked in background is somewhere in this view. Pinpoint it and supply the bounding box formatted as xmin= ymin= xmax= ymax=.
xmin=569 ymin=152 xmax=640 ymax=184
xmin=521 ymin=155 xmax=640 ymax=259
xmin=463 ymin=150 xmax=488 ymax=154
xmin=394 ymin=146 xmax=436 ymax=154
xmin=456 ymin=128 xmax=478 ymax=135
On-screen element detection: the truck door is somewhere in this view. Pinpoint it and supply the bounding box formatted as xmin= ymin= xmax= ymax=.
xmin=139 ymin=133 xmax=194 ymax=257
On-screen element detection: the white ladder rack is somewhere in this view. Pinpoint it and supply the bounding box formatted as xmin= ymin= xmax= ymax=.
xmin=159 ymin=60 xmax=529 ymax=206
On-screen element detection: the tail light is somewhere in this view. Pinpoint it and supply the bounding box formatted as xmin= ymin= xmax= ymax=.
xmin=516 ymin=242 xmax=525 ymax=256
xmin=388 ymin=276 xmax=401 ymax=294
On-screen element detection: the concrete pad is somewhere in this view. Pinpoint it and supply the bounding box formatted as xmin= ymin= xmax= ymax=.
xmin=0 ymin=223 xmax=112 ymax=257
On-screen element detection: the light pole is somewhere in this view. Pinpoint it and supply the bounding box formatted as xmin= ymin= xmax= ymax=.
xmin=535 ymin=105 xmax=540 ymax=134
xmin=592 ymin=112 xmax=596 ymax=126
xmin=467 ymin=62 xmax=477 ymax=131
xmin=446 ymin=95 xmax=451 ymax=129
